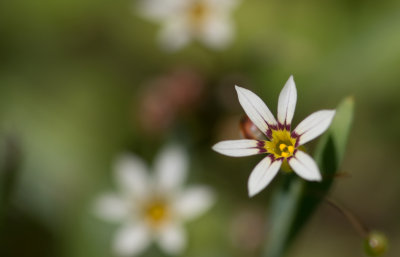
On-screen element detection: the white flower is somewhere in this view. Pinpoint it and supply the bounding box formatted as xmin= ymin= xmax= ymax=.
xmin=138 ymin=0 xmax=239 ymax=51
xmin=212 ymin=76 xmax=336 ymax=197
xmin=94 ymin=145 xmax=215 ymax=256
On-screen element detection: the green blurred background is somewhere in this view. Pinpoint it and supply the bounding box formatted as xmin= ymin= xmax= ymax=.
xmin=0 ymin=0 xmax=399 ymax=256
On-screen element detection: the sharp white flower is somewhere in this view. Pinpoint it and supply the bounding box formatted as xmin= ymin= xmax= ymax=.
xmin=212 ymin=76 xmax=336 ymax=197
xmin=94 ymin=145 xmax=215 ymax=256
xmin=138 ymin=0 xmax=239 ymax=51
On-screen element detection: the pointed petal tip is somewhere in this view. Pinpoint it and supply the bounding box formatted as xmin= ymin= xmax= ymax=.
xmin=287 ymin=75 xmax=296 ymax=88
xmin=322 ymin=109 xmax=336 ymax=121
xmin=248 ymin=180 xmax=262 ymax=197
xmin=306 ymin=170 xmax=322 ymax=182
xmin=211 ymin=140 xmax=261 ymax=157
xmin=308 ymin=174 xmax=322 ymax=182
xmin=211 ymin=143 xmax=222 ymax=154
xmin=211 ymin=141 xmax=224 ymax=153
xmin=277 ymin=75 xmax=297 ymax=125
xmin=327 ymin=109 xmax=337 ymax=120
xmin=247 ymin=175 xmax=263 ymax=198
xmin=234 ymin=85 xmax=244 ymax=92
xmin=248 ymin=188 xmax=257 ymax=198
xmin=294 ymin=109 xmax=337 ymax=145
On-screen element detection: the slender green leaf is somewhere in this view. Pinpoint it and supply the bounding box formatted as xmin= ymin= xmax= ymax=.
xmin=264 ymin=97 xmax=354 ymax=257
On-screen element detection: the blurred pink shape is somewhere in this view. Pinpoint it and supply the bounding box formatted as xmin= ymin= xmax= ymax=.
xmin=137 ymin=68 xmax=204 ymax=134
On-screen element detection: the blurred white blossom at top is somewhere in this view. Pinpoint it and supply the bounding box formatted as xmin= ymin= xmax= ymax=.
xmin=93 ymin=145 xmax=215 ymax=256
xmin=138 ymin=0 xmax=240 ymax=51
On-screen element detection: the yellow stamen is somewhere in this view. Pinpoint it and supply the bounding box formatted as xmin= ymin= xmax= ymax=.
xmin=281 ymin=152 xmax=289 ymax=158
xmin=189 ymin=2 xmax=208 ymax=25
xmin=264 ymin=129 xmax=297 ymax=159
xmin=144 ymin=200 xmax=168 ymax=227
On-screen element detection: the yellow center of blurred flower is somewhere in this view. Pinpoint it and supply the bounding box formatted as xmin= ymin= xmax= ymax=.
xmin=264 ymin=129 xmax=297 ymax=159
xmin=189 ymin=2 xmax=209 ymax=26
xmin=144 ymin=200 xmax=169 ymax=227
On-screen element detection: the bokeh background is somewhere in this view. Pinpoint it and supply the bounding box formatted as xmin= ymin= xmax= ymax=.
xmin=0 ymin=0 xmax=400 ymax=257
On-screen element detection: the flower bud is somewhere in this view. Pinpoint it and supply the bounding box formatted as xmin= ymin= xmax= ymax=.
xmin=364 ymin=231 xmax=388 ymax=257
xmin=239 ymin=116 xmax=263 ymax=140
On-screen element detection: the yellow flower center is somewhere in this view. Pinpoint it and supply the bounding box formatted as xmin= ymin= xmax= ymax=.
xmin=264 ymin=129 xmax=297 ymax=159
xmin=144 ymin=200 xmax=169 ymax=227
xmin=189 ymin=2 xmax=209 ymax=26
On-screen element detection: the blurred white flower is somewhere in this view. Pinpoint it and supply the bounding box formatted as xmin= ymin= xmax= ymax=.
xmin=94 ymin=145 xmax=215 ymax=256
xmin=213 ymin=76 xmax=336 ymax=197
xmin=139 ymin=0 xmax=240 ymax=51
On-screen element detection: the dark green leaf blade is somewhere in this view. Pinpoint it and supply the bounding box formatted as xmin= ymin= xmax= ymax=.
xmin=264 ymin=97 xmax=354 ymax=257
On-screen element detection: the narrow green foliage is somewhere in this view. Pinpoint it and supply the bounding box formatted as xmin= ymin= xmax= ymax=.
xmin=0 ymin=136 xmax=22 ymax=220
xmin=264 ymin=97 xmax=354 ymax=257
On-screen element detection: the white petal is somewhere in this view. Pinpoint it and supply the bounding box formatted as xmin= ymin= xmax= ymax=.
xmin=248 ymin=156 xmax=282 ymax=197
xmin=199 ymin=15 xmax=233 ymax=50
xmin=205 ymin=0 xmax=240 ymax=10
xmin=138 ymin=0 xmax=186 ymax=20
xmin=157 ymin=223 xmax=186 ymax=255
xmin=154 ymin=144 xmax=188 ymax=192
xmin=212 ymin=139 xmax=263 ymax=157
xmin=288 ymin=150 xmax=322 ymax=181
xmin=277 ymin=75 xmax=297 ymax=126
xmin=114 ymin=154 xmax=150 ymax=198
xmin=173 ymin=186 xmax=215 ymax=221
xmin=159 ymin=19 xmax=191 ymax=51
xmin=235 ymin=86 xmax=278 ymax=135
xmin=113 ymin=223 xmax=151 ymax=256
xmin=93 ymin=193 xmax=129 ymax=222
xmin=293 ymin=110 xmax=336 ymax=145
